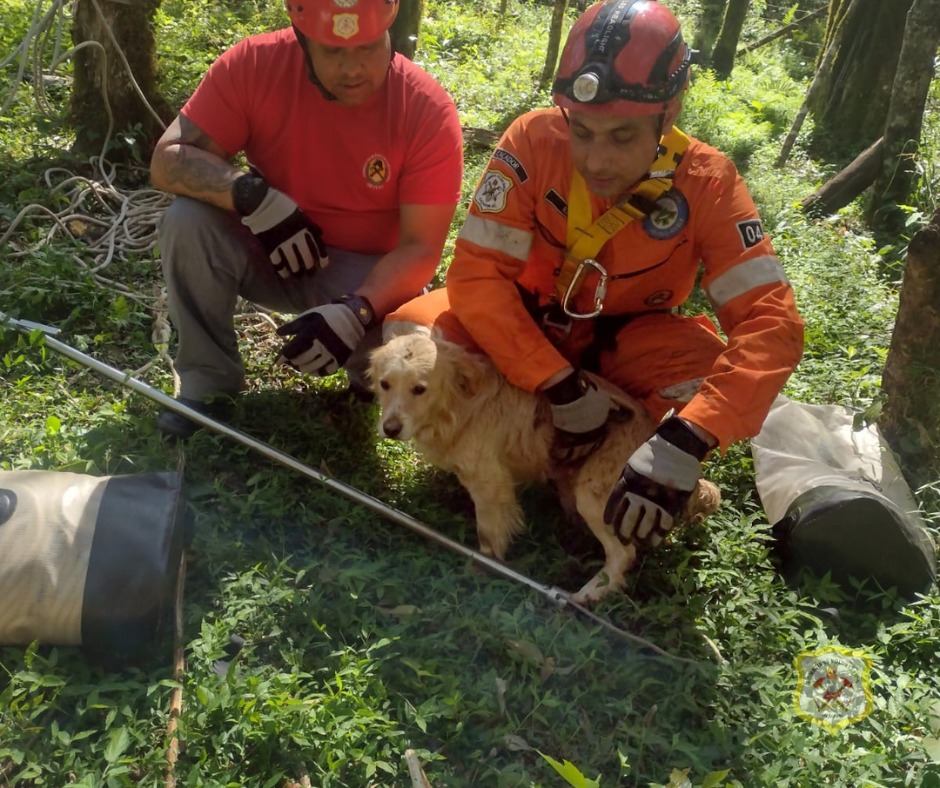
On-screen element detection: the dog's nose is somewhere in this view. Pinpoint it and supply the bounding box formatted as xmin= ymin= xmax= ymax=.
xmin=382 ymin=418 xmax=402 ymax=439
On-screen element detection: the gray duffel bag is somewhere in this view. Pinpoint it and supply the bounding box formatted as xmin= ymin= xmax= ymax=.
xmin=0 ymin=470 xmax=186 ymax=656
xmin=752 ymin=396 xmax=936 ymax=598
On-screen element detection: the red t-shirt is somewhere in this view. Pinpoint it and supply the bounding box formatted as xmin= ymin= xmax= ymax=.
xmin=181 ymin=28 xmax=463 ymax=254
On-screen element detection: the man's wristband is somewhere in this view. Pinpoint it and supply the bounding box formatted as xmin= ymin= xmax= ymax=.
xmin=336 ymin=294 xmax=376 ymax=329
xmin=657 ymin=417 xmax=712 ymax=461
xmin=232 ymin=173 xmax=270 ymax=216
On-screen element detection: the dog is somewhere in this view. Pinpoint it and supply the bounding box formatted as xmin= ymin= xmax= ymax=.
xmin=368 ymin=330 xmax=721 ymax=604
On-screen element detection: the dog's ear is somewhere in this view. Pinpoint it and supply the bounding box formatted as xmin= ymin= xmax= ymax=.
xmin=435 ymin=340 xmax=485 ymax=399
xmin=454 ymin=354 xmax=483 ymax=398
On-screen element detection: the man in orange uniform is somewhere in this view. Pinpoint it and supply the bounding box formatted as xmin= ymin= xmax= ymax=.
xmin=387 ymin=0 xmax=804 ymax=549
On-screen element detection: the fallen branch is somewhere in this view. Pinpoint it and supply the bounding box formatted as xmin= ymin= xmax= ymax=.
xmin=462 ymin=126 xmax=500 ymax=150
xmin=164 ymin=552 xmax=187 ymax=788
xmin=737 ymin=7 xmax=826 ymax=55
xmin=800 ymin=137 xmax=883 ymax=216
xmin=405 ymin=749 xmax=432 ymax=788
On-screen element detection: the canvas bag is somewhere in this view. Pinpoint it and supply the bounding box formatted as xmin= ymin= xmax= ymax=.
xmin=0 ymin=470 xmax=186 ymax=654
xmin=751 ymin=396 xmax=936 ymax=597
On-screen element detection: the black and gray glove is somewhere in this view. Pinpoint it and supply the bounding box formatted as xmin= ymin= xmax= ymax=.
xmin=234 ymin=173 xmax=328 ymax=279
xmin=544 ymin=370 xmax=613 ymax=464
xmin=276 ymin=295 xmax=375 ymax=376
xmin=603 ymin=416 xmax=711 ymax=547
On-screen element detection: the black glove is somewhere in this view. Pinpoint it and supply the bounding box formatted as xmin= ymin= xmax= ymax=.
xmin=603 ymin=416 xmax=711 ymax=547
xmin=235 ymin=174 xmax=329 ymax=279
xmin=544 ymin=370 xmax=613 ymax=464
xmin=276 ymin=295 xmax=375 ymax=376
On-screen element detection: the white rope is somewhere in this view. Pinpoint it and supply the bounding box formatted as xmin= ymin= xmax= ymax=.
xmin=2 ymin=0 xmax=175 ymax=382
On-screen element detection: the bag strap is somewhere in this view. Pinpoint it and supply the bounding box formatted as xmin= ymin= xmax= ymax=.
xmin=556 ymin=127 xmax=691 ymax=304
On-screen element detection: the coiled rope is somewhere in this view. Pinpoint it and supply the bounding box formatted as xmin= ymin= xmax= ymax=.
xmin=1 ymin=0 xmax=176 ymax=380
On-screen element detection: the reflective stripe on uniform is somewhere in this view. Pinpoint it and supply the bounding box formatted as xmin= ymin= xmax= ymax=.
xmin=458 ymin=214 xmax=533 ymax=261
xmin=707 ymin=255 xmax=789 ymax=310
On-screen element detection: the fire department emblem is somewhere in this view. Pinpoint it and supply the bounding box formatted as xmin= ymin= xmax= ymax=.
xmin=333 ymin=0 xmax=358 ymax=8
xmin=474 ymin=170 xmax=513 ymax=213
xmin=793 ymin=646 xmax=873 ymax=732
xmin=332 ymin=13 xmax=359 ymax=39
xmin=364 ymin=154 xmax=390 ymax=187
xmin=643 ymin=188 xmax=688 ymax=240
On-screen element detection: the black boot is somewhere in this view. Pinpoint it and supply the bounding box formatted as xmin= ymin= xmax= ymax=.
xmin=157 ymin=396 xmax=234 ymax=440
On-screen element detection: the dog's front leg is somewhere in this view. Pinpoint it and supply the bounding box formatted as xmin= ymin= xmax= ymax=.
xmin=459 ymin=469 xmax=526 ymax=562
xmin=570 ymin=488 xmax=637 ymax=605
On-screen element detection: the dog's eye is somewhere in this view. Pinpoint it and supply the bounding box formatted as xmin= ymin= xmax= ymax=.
xmin=380 ymin=380 xmax=390 ymax=391
xmin=411 ymin=384 xmax=426 ymax=396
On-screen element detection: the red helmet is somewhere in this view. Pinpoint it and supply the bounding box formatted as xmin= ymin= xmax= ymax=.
xmin=286 ymin=0 xmax=399 ymax=46
xmin=552 ymin=0 xmax=692 ymax=116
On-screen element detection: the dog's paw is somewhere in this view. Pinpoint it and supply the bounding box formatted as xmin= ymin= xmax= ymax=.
xmin=684 ymin=479 xmax=721 ymax=523
xmin=571 ymin=570 xmax=620 ymax=605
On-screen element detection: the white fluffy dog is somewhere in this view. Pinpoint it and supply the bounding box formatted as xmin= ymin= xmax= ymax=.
xmin=368 ymin=330 xmax=721 ymax=604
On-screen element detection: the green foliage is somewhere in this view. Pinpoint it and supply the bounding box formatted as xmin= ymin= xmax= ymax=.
xmin=1 ymin=1 xmax=939 ymax=786
xmin=416 ymin=0 xmax=569 ymax=131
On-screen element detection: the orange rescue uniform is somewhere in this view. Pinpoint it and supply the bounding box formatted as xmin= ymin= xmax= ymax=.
xmin=388 ymin=108 xmax=804 ymax=451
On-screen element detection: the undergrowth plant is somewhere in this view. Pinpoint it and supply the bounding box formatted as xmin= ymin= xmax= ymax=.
xmin=1 ymin=1 xmax=939 ymax=786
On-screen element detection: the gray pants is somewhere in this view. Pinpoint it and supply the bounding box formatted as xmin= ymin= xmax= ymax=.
xmin=159 ymin=197 xmax=383 ymax=400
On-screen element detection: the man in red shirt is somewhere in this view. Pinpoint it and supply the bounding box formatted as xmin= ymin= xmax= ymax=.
xmin=388 ymin=0 xmax=804 ymax=549
xmin=150 ymin=0 xmax=463 ymax=438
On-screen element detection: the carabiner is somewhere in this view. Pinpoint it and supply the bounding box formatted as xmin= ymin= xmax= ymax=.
xmin=561 ymin=257 xmax=608 ymax=319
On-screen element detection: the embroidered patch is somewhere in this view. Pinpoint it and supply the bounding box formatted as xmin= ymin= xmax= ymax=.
xmin=332 ymin=13 xmax=359 ymax=39
xmin=793 ymin=646 xmax=873 ymax=733
xmin=544 ymin=188 xmax=568 ymax=217
xmin=643 ymin=189 xmax=689 ymax=240
xmin=474 ymin=170 xmax=513 ymax=213
xmin=493 ymin=148 xmax=528 ymax=183
xmin=736 ymin=219 xmax=766 ymax=249
xmin=364 ymin=154 xmax=390 ymax=187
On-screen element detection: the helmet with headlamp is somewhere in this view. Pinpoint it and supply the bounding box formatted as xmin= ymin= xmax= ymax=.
xmin=552 ymin=0 xmax=692 ymax=116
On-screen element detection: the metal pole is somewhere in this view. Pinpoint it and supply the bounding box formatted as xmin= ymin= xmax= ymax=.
xmin=1 ymin=311 xmax=709 ymax=665
xmin=1 ymin=312 xmax=569 ymax=600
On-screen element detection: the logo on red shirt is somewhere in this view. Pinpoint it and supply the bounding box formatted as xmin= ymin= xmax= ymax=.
xmin=364 ymin=155 xmax=390 ymax=188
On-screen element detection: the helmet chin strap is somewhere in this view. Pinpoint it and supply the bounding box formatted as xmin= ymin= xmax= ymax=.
xmin=292 ymin=25 xmax=338 ymax=101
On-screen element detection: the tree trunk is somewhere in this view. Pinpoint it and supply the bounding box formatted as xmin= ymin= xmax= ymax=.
xmin=710 ymin=0 xmax=750 ymax=80
xmin=693 ymin=0 xmax=728 ymax=66
xmin=391 ymin=0 xmax=425 ymax=60
xmin=880 ymin=206 xmax=940 ymax=486
xmin=867 ymin=0 xmax=940 ymax=238
xmin=775 ymin=0 xmax=861 ymax=168
xmin=539 ymin=0 xmax=569 ymax=89
xmin=70 ymin=0 xmax=171 ymax=158
xmin=808 ymin=0 xmax=913 ymax=160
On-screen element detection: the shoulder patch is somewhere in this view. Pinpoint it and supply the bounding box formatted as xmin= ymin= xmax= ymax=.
xmin=493 ymin=148 xmax=528 ymax=183
xmin=474 ymin=170 xmax=513 ymax=213
xmin=643 ymin=188 xmax=689 ymax=240
xmin=736 ymin=219 xmax=766 ymax=249
xmin=544 ymin=188 xmax=568 ymax=217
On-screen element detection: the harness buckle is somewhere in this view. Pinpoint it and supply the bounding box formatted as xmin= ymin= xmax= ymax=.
xmin=561 ymin=257 xmax=608 ymax=319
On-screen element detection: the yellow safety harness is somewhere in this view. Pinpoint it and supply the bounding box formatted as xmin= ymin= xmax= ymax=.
xmin=556 ymin=127 xmax=691 ymax=317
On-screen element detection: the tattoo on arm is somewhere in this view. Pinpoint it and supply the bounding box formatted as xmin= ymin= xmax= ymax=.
xmin=162 ymin=116 xmax=237 ymax=198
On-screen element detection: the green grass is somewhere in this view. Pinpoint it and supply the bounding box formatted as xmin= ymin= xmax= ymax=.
xmin=2 ymin=1 xmax=940 ymax=786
